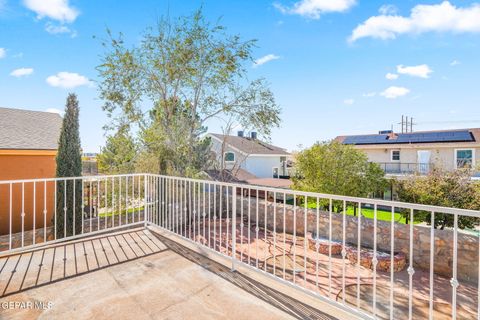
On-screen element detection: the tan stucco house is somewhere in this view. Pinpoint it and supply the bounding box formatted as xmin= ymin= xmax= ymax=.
xmin=335 ymin=128 xmax=480 ymax=177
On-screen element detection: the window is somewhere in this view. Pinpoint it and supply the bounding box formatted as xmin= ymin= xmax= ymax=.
xmin=272 ymin=167 xmax=279 ymax=178
xmin=391 ymin=150 xmax=400 ymax=161
xmin=224 ymin=152 xmax=235 ymax=162
xmin=455 ymin=149 xmax=474 ymax=169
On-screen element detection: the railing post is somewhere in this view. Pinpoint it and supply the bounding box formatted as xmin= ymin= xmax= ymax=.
xmin=231 ymin=185 xmax=237 ymax=271
xmin=144 ymin=174 xmax=148 ymax=227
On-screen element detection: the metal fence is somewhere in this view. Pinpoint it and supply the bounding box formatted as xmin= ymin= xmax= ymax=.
xmin=0 ymin=174 xmax=146 ymax=254
xmin=375 ymin=162 xmax=432 ymax=175
xmin=1 ymin=173 xmax=479 ymax=319
xmin=144 ymin=174 xmax=480 ymax=320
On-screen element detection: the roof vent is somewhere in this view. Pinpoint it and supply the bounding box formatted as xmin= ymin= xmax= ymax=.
xmin=250 ymin=131 xmax=257 ymax=140
xmin=237 ymin=130 xmax=244 ymax=137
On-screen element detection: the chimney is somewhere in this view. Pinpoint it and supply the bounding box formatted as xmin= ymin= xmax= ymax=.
xmin=250 ymin=131 xmax=257 ymax=140
xmin=237 ymin=130 xmax=244 ymax=138
xmin=387 ymin=132 xmax=398 ymax=140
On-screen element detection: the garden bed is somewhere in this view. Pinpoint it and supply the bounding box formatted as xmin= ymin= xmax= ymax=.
xmin=345 ymin=246 xmax=406 ymax=272
xmin=307 ymin=234 xmax=343 ymax=255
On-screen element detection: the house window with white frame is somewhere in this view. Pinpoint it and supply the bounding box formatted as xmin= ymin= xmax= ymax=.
xmin=455 ymin=149 xmax=474 ymax=169
xmin=391 ymin=150 xmax=400 ymax=161
xmin=224 ymin=151 xmax=235 ymax=162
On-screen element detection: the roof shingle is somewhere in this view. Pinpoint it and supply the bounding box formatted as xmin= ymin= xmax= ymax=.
xmin=0 ymin=107 xmax=62 ymax=150
xmin=210 ymin=133 xmax=290 ymax=155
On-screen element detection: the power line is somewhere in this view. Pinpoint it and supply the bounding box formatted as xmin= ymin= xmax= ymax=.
xmin=416 ymin=120 xmax=480 ymax=125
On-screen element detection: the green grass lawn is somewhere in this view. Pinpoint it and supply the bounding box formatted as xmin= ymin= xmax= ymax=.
xmin=99 ymin=206 xmax=144 ymax=218
xmin=344 ymin=207 xmax=422 ymax=224
xmin=287 ymin=199 xmax=421 ymax=224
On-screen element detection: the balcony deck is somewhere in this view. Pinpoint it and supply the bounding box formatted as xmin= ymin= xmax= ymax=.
xmin=1 ymin=173 xmax=478 ymax=319
xmin=0 ymin=227 xmax=336 ymax=320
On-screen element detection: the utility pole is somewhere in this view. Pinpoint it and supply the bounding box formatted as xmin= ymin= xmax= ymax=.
xmin=399 ymin=115 xmax=415 ymax=133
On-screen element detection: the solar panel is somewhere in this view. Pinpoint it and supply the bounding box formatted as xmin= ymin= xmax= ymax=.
xmin=342 ymin=130 xmax=474 ymax=145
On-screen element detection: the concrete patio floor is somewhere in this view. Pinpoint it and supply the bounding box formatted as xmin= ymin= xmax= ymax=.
xmin=0 ymin=228 xmax=336 ymax=320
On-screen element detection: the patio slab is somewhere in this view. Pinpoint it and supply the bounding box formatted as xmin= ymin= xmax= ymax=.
xmin=0 ymin=228 xmax=335 ymax=320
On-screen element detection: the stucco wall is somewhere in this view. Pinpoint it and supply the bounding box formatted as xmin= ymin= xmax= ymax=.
xmin=244 ymin=156 xmax=282 ymax=178
xmin=0 ymin=154 xmax=57 ymax=235
xmin=209 ymin=138 xmax=248 ymax=171
xmin=360 ymin=146 xmax=480 ymax=171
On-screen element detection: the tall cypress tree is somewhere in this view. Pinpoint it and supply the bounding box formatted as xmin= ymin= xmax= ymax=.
xmin=55 ymin=94 xmax=83 ymax=238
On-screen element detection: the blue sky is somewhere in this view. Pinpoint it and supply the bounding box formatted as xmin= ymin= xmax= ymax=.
xmin=1 ymin=0 xmax=480 ymax=152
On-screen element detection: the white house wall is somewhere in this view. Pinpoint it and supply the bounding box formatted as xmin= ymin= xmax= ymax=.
xmin=209 ymin=138 xmax=286 ymax=178
xmin=244 ymin=156 xmax=283 ymax=178
xmin=209 ymin=138 xmax=248 ymax=170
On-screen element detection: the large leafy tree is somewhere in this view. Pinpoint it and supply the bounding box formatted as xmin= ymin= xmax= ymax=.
xmin=396 ymin=169 xmax=480 ymax=229
xmin=55 ymin=94 xmax=83 ymax=237
xmin=292 ymin=141 xmax=387 ymax=211
xmin=96 ymin=9 xmax=281 ymax=176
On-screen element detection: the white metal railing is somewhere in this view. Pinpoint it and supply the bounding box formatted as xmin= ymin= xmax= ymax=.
xmin=375 ymin=162 xmax=432 ymax=175
xmin=0 ymin=174 xmax=146 ymax=255
xmin=143 ymin=174 xmax=480 ymax=320
xmin=1 ymin=173 xmax=479 ymax=319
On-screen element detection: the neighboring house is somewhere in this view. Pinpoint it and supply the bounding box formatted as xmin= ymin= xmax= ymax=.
xmin=208 ymin=131 xmax=292 ymax=185
xmin=0 ymin=107 xmax=62 ymax=234
xmin=335 ymin=128 xmax=480 ymax=177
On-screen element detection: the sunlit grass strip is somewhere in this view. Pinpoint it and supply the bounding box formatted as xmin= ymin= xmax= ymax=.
xmin=99 ymin=206 xmax=145 ymax=218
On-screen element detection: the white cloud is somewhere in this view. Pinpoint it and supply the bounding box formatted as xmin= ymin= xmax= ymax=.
xmin=23 ymin=0 xmax=79 ymax=23
xmin=380 ymin=86 xmax=410 ymax=99
xmin=274 ymin=0 xmax=356 ymax=19
xmin=0 ymin=48 xmax=6 ymax=59
xmin=45 ymin=22 xmax=77 ymax=37
xmin=253 ymin=54 xmax=280 ymax=67
xmin=46 ymin=72 xmax=91 ymax=89
xmin=450 ymin=59 xmax=460 ymax=66
xmin=379 ymin=4 xmax=398 ymax=15
xmin=343 ymin=98 xmax=354 ymax=105
xmin=45 ymin=108 xmax=63 ymax=115
xmin=385 ymin=72 xmax=399 ymax=80
xmin=362 ymin=92 xmax=376 ymax=97
xmin=349 ymin=1 xmax=480 ymax=42
xmin=10 ymin=68 xmax=34 ymax=77
xmin=397 ymin=64 xmax=432 ymax=78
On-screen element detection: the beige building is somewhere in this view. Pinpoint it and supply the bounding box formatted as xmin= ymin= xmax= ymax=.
xmin=335 ymin=128 xmax=480 ymax=177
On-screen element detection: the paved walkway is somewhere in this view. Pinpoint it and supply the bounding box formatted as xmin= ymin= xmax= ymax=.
xmin=0 ymin=228 xmax=334 ymax=320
